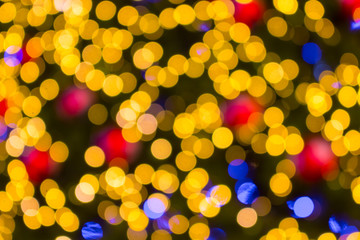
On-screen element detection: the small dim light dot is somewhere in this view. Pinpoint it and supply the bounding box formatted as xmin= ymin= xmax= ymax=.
xmin=251 ymin=196 xmax=271 ymax=216
xmin=267 ymin=17 xmax=288 ymax=38
xmin=88 ymin=104 xmax=108 ymax=125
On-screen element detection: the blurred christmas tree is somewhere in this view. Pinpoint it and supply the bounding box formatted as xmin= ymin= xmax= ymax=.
xmin=1 ymin=0 xmax=360 ymax=239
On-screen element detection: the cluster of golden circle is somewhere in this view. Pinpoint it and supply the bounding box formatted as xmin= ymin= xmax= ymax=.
xmin=0 ymin=0 xmax=358 ymax=239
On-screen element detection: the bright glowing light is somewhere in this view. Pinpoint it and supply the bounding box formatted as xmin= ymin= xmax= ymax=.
xmin=143 ymin=198 xmax=166 ymax=219
xmin=292 ymin=196 xmax=314 ymax=218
